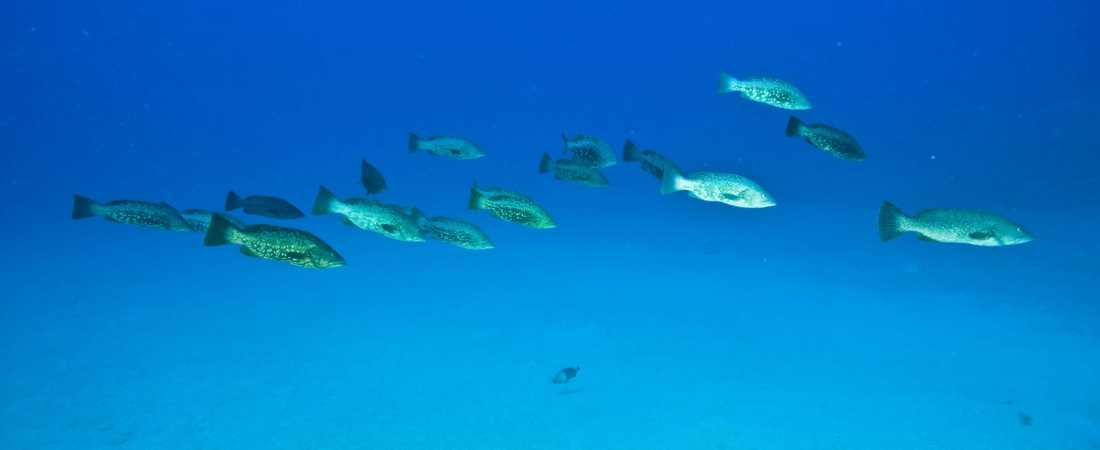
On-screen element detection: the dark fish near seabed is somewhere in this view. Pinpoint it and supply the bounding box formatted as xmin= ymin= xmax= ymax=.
xmin=408 ymin=133 xmax=485 ymax=160
xmin=181 ymin=209 xmax=247 ymax=232
xmin=417 ymin=215 xmax=495 ymax=250
xmin=878 ymin=202 xmax=1033 ymax=247
xmin=562 ymin=134 xmax=617 ymax=168
xmin=785 ymin=116 xmax=866 ymax=161
xmin=467 ymin=182 xmax=556 ymax=229
xmin=203 ymin=214 xmax=345 ymax=269
xmin=72 ymin=194 xmax=191 ymax=231
xmin=718 ymin=73 xmax=812 ymax=110
xmin=225 ymin=191 xmax=304 ymax=219
xmin=312 ymin=186 xmax=425 ymax=242
xmin=360 ymin=158 xmax=387 ymax=195
xmin=538 ymin=152 xmax=609 ymax=187
xmin=622 ymin=139 xmax=682 ymax=181
xmin=552 ymin=366 xmax=579 ymax=384
xmin=660 ymin=168 xmax=776 ymax=208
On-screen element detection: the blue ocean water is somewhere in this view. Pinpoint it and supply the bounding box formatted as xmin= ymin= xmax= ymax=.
xmin=3 ymin=0 xmax=1100 ymax=448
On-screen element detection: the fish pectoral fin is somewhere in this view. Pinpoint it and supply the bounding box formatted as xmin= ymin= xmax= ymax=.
xmin=449 ymin=149 xmax=461 ymax=155
xmin=381 ymin=224 xmax=397 ymax=233
xmin=916 ymin=234 xmax=935 ymax=242
xmin=969 ymin=231 xmax=994 ymax=240
xmin=721 ymin=192 xmax=744 ymax=201
xmin=339 ymin=217 xmax=357 ymax=227
xmin=239 ymin=247 xmax=260 ymax=258
xmin=285 ymin=251 xmax=308 ymax=260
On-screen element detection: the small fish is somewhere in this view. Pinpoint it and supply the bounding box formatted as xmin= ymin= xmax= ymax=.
xmin=878 ymin=202 xmax=1033 ymax=247
xmin=72 ymin=194 xmax=191 ymax=231
xmin=622 ymin=139 xmax=682 ymax=181
xmin=181 ymin=209 xmax=247 ymax=232
xmin=203 ymin=214 xmax=344 ymax=269
xmin=225 ymin=191 xmax=304 ymax=219
xmin=552 ymin=366 xmax=579 ymax=384
xmin=418 ymin=216 xmax=495 ymax=250
xmin=538 ymin=152 xmax=609 ymax=187
xmin=467 ymin=182 xmax=556 ymax=229
xmin=562 ymin=134 xmax=617 ymax=168
xmin=660 ymin=168 xmax=776 ymax=208
xmin=361 ymin=158 xmax=387 ymax=194
xmin=785 ymin=116 xmax=865 ymax=161
xmin=408 ymin=133 xmax=485 ymax=160
xmin=312 ymin=186 xmax=425 ymax=242
xmin=1018 ymin=412 xmax=1033 ymax=427
xmin=718 ymin=73 xmax=812 ymax=110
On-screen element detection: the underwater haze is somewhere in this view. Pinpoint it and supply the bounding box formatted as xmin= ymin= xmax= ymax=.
xmin=3 ymin=0 xmax=1100 ymax=448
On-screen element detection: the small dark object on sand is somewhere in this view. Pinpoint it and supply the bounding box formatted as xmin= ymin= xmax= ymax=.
xmin=552 ymin=366 xmax=579 ymax=384
xmin=1018 ymin=412 xmax=1032 ymax=426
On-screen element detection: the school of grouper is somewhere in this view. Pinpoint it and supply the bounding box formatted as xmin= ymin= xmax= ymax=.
xmin=71 ymin=73 xmax=1035 ymax=269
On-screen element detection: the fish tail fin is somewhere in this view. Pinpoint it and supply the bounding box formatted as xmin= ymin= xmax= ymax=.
xmin=204 ymin=214 xmax=243 ymax=247
xmin=622 ymin=139 xmax=641 ymax=162
xmin=467 ymin=182 xmax=483 ymax=210
xmin=408 ymin=133 xmax=420 ymax=153
xmin=660 ymin=167 xmax=685 ymax=195
xmin=312 ymin=186 xmax=339 ymax=215
xmin=538 ymin=152 xmax=553 ymax=174
xmin=225 ymin=191 xmax=243 ymax=211
xmin=878 ymin=201 xmax=908 ymax=242
xmin=785 ymin=116 xmax=804 ymax=137
xmin=71 ymin=194 xmax=100 ymax=219
xmin=717 ymin=72 xmax=738 ymax=94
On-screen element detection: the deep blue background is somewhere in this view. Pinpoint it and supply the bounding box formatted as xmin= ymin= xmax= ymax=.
xmin=2 ymin=1 xmax=1099 ymax=448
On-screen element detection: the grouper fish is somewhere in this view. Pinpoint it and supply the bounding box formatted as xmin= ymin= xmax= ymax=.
xmin=538 ymin=152 xmax=609 ymax=187
xmin=417 ymin=215 xmax=495 ymax=250
xmin=660 ymin=168 xmax=776 ymax=209
xmin=718 ymin=73 xmax=812 ymax=110
xmin=467 ymin=182 xmax=556 ymax=229
xmin=785 ymin=116 xmax=865 ymax=161
xmin=181 ymin=209 xmax=247 ymax=232
xmin=312 ymin=186 xmax=425 ymax=242
xmin=360 ymin=158 xmax=387 ymax=195
xmin=622 ymin=139 xmax=682 ymax=181
xmin=409 ymin=133 xmax=485 ymax=160
xmin=72 ymin=194 xmax=191 ymax=231
xmin=225 ymin=191 xmax=304 ymax=219
xmin=878 ymin=202 xmax=1033 ymax=247
xmin=204 ymin=214 xmax=345 ymax=269
xmin=562 ymin=134 xmax=617 ymax=168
